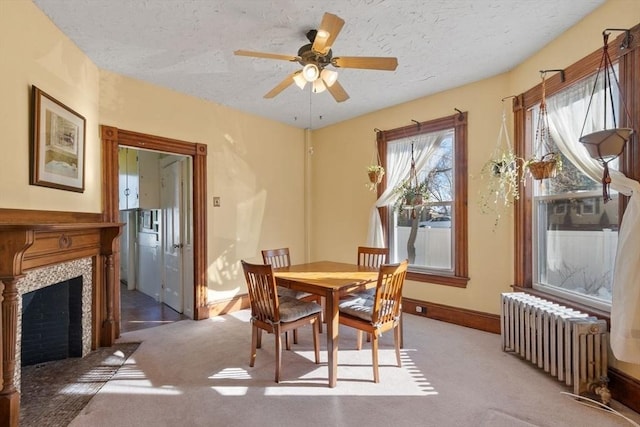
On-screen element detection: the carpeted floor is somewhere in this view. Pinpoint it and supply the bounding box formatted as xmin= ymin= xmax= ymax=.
xmin=20 ymin=343 xmax=139 ymax=427
xmin=66 ymin=312 xmax=640 ymax=427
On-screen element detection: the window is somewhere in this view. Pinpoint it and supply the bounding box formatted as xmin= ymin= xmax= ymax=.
xmin=515 ymin=26 xmax=640 ymax=314
xmin=376 ymin=113 xmax=468 ymax=287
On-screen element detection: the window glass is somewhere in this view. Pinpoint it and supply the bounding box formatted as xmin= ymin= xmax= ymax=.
xmin=531 ymin=71 xmax=620 ymax=310
xmin=388 ymin=131 xmax=454 ymax=272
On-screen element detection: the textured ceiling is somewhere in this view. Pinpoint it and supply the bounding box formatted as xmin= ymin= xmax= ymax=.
xmin=32 ymin=0 xmax=605 ymax=129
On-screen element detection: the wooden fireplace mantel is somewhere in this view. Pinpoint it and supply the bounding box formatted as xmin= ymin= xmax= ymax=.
xmin=0 ymin=209 xmax=121 ymax=427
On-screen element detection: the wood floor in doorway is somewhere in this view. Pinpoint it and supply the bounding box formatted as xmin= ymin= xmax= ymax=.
xmin=120 ymin=282 xmax=187 ymax=333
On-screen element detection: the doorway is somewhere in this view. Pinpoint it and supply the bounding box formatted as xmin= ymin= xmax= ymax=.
xmin=101 ymin=125 xmax=209 ymax=339
xmin=118 ymin=149 xmax=193 ymax=317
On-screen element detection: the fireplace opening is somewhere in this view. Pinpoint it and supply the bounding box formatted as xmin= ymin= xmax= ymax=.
xmin=21 ymin=276 xmax=83 ymax=366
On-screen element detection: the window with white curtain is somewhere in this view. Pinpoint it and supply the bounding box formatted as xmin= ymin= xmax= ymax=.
xmin=370 ymin=113 xmax=468 ymax=287
xmin=530 ymin=70 xmax=620 ymax=310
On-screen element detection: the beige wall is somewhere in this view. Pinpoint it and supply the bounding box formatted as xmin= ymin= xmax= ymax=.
xmin=508 ymin=0 xmax=640 ymax=378
xmin=2 ymin=0 xmax=637 ymax=377
xmin=99 ymin=74 xmax=306 ymax=302
xmin=1 ymin=1 xmax=306 ymax=304
xmin=0 ymin=0 xmax=101 ymax=212
xmin=311 ymin=0 xmax=639 ymax=377
xmin=311 ymin=74 xmax=514 ymax=315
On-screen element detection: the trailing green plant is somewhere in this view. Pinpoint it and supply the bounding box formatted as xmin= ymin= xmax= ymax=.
xmin=366 ymin=164 xmax=385 ymax=191
xmin=392 ymin=177 xmax=429 ymax=212
xmin=479 ymin=150 xmax=521 ymax=229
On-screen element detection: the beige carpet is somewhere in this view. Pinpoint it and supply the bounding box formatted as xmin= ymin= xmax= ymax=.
xmin=66 ymin=312 xmax=640 ymax=427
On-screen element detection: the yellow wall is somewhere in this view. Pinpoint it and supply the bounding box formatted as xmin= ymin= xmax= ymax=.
xmin=0 ymin=0 xmax=101 ymax=212
xmin=1 ymin=1 xmax=306 ymax=304
xmin=99 ymin=74 xmax=306 ymax=303
xmin=508 ymin=0 xmax=640 ymax=378
xmin=311 ymin=74 xmax=514 ymax=315
xmin=311 ymin=0 xmax=639 ymax=377
xmin=2 ymin=0 xmax=637 ymax=377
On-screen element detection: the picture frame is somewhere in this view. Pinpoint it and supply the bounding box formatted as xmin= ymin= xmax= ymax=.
xmin=31 ymin=86 xmax=86 ymax=192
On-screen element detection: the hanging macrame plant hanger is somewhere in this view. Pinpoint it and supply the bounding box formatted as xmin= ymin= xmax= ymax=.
xmin=528 ymin=73 xmax=559 ymax=180
xmin=366 ymin=133 xmax=385 ymax=191
xmin=579 ymin=29 xmax=635 ymax=202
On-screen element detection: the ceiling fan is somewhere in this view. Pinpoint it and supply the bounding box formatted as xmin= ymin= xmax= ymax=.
xmin=234 ymin=12 xmax=398 ymax=103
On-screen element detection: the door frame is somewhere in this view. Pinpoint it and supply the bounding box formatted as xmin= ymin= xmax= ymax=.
xmin=101 ymin=126 xmax=209 ymax=338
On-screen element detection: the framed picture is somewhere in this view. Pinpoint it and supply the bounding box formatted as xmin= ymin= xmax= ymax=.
xmin=31 ymin=86 xmax=86 ymax=192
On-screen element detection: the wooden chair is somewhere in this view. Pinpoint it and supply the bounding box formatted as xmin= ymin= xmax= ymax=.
xmin=262 ymin=248 xmax=323 ymax=335
xmin=356 ymin=247 xmax=400 ymax=345
xmin=241 ymin=260 xmax=321 ymax=383
xmin=338 ymin=260 xmax=408 ymax=383
xmin=357 ymin=246 xmax=389 ymax=269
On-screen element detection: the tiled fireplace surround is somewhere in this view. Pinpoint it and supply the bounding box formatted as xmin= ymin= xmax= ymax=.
xmin=16 ymin=258 xmax=93 ymax=388
xmin=0 ymin=216 xmax=121 ymax=427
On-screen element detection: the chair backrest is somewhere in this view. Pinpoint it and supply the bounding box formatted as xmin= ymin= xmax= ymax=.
xmin=241 ymin=260 xmax=280 ymax=324
xmin=372 ymin=260 xmax=408 ymax=325
xmin=261 ymin=248 xmax=291 ymax=268
xmin=357 ymin=246 xmax=389 ymax=268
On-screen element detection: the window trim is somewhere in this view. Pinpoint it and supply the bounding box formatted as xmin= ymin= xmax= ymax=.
xmin=377 ymin=112 xmax=469 ymax=287
xmin=513 ymin=24 xmax=640 ymax=319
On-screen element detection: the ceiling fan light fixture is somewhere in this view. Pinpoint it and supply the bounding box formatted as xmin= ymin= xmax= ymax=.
xmin=302 ymin=63 xmax=320 ymax=82
xmin=293 ymin=72 xmax=307 ymax=89
xmin=312 ymin=78 xmax=327 ymax=94
xmin=320 ymin=68 xmax=338 ymax=87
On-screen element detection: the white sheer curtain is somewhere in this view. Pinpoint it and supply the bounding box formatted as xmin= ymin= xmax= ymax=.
xmin=366 ymin=130 xmax=450 ymax=247
xmin=547 ymin=75 xmax=640 ymax=363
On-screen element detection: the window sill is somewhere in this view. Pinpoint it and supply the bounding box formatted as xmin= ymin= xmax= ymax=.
xmin=408 ymin=271 xmax=469 ymax=288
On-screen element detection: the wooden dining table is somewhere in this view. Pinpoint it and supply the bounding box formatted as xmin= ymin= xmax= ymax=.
xmin=273 ymin=260 xmax=379 ymax=387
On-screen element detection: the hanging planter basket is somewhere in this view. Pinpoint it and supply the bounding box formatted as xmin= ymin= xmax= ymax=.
xmin=366 ymin=132 xmax=385 ymax=191
xmin=367 ymin=167 xmax=385 ymax=184
xmin=578 ymin=29 xmax=636 ymax=202
xmin=524 ymin=73 xmax=562 ymax=182
xmin=527 ymin=157 xmax=558 ymax=180
xmin=580 ymin=128 xmax=633 ymax=159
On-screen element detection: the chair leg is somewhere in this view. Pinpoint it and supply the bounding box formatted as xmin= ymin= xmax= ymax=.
xmin=356 ymin=331 xmax=363 ymax=350
xmin=394 ymin=325 xmax=402 ymax=367
xmin=372 ymin=333 xmax=380 ymax=383
xmin=312 ymin=316 xmax=320 ymax=364
xmin=275 ymin=326 xmax=282 ymax=383
xmin=399 ymin=309 xmax=404 ymax=349
xmin=250 ymin=325 xmax=258 ymax=367
xmin=318 ymin=296 xmax=324 ymax=334
xmin=293 ymin=328 xmax=299 ymax=344
xmin=285 ymin=331 xmax=292 ymax=351
xmin=367 ymin=333 xmax=371 ymax=342
xmin=257 ymin=328 xmax=262 ymax=349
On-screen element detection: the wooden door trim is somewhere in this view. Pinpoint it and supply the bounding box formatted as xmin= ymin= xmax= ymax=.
xmin=100 ymin=126 xmax=209 ymax=331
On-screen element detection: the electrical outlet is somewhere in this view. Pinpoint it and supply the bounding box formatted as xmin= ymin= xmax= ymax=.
xmin=415 ymin=306 xmax=424 ymax=313
xmin=213 ymin=196 xmax=221 ymax=207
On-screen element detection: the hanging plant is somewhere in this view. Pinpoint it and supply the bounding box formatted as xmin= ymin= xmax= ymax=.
xmin=578 ymin=30 xmax=635 ymax=202
xmin=392 ymin=143 xmax=428 ymax=216
xmin=366 ymin=132 xmax=385 ymax=191
xmin=524 ymin=72 xmax=563 ymax=181
xmin=479 ymin=104 xmax=521 ymax=229
xmin=367 ymin=164 xmax=385 ymax=188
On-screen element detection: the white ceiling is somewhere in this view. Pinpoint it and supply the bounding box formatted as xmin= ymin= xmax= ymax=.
xmin=32 ymin=0 xmax=605 ymax=129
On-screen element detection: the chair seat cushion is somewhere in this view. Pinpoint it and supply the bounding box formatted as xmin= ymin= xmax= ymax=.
xmin=277 ymin=285 xmax=314 ymax=300
xmin=278 ymin=296 xmax=322 ymax=323
xmin=338 ymin=294 xmax=374 ymax=321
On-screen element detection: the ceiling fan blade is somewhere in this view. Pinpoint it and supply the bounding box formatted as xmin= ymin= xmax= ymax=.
xmin=312 ymin=13 xmax=345 ymax=55
xmin=234 ymin=49 xmax=297 ymax=62
xmin=264 ymin=72 xmax=297 ymax=99
xmin=333 ymin=56 xmax=398 ymax=71
xmin=327 ymin=80 xmax=349 ymax=103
